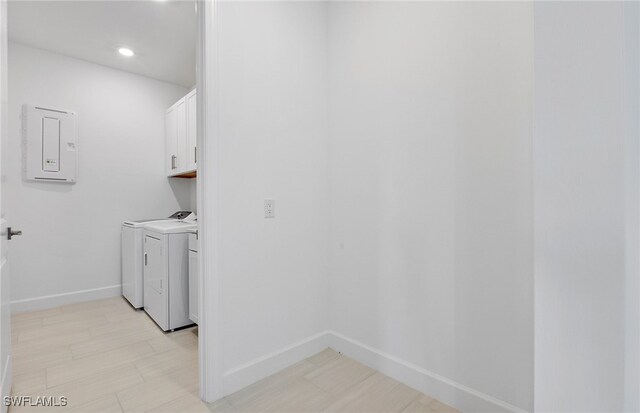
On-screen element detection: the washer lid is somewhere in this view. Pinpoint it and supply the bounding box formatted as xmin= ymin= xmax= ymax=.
xmin=143 ymin=220 xmax=197 ymax=234
xmin=123 ymin=218 xmax=170 ymax=228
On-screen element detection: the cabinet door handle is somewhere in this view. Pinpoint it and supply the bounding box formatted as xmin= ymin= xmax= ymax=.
xmin=7 ymin=227 xmax=22 ymax=240
xmin=171 ymin=155 xmax=176 ymax=170
xmin=194 ymin=147 xmax=197 ymax=164
xmin=144 ymin=253 xmax=147 ymax=266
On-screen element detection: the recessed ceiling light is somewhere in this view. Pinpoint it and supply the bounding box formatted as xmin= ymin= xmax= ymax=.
xmin=118 ymin=47 xmax=134 ymax=57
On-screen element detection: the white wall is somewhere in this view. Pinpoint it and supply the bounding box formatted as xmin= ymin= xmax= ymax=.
xmin=208 ymin=2 xmax=640 ymax=411
xmin=7 ymin=42 xmax=192 ymax=311
xmin=190 ymin=179 xmax=197 ymax=214
xmin=210 ymin=2 xmax=535 ymax=409
xmin=624 ymin=4 xmax=640 ymax=412
xmin=533 ymin=3 xmax=630 ymax=411
xmin=327 ymin=3 xmax=533 ymax=411
xmin=215 ymin=1 xmax=330 ymax=392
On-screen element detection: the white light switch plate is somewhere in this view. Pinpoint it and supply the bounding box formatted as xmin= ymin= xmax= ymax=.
xmin=264 ymin=199 xmax=275 ymax=218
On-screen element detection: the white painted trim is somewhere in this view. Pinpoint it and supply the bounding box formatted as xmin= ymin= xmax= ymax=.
xmin=217 ymin=329 xmax=524 ymax=413
xmin=197 ymin=0 xmax=223 ymax=403
xmin=222 ymin=331 xmax=331 ymax=396
xmin=0 ymin=355 xmax=10 ymax=413
xmin=10 ymin=284 xmax=121 ymax=313
xmin=1 ymin=1 xmax=9 ymax=411
xmin=327 ymin=331 xmax=528 ymax=413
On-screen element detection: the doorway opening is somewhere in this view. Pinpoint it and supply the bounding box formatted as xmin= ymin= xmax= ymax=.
xmin=1 ymin=1 xmax=208 ymax=410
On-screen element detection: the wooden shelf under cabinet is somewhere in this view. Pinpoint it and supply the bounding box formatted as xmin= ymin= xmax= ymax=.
xmin=171 ymin=171 xmax=197 ymax=179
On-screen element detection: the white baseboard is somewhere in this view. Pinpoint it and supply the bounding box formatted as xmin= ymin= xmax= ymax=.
xmin=222 ymin=330 xmax=331 ymax=395
xmin=326 ymin=330 xmax=528 ymax=413
xmin=1 ymin=355 xmax=11 ymax=413
xmin=220 ymin=329 xmax=527 ymax=413
xmin=11 ymin=284 xmax=122 ymax=313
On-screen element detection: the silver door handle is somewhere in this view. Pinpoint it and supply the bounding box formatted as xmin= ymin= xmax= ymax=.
xmin=194 ymin=147 xmax=197 ymax=163
xmin=171 ymin=155 xmax=177 ymax=170
xmin=144 ymin=253 xmax=147 ymax=266
xmin=7 ymin=227 xmax=22 ymax=240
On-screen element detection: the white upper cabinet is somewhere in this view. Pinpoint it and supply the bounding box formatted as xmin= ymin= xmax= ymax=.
xmin=186 ymin=89 xmax=197 ymax=172
xmin=175 ymin=99 xmax=187 ymax=172
xmin=166 ymin=89 xmax=197 ymax=177
xmin=165 ymin=103 xmax=178 ymax=175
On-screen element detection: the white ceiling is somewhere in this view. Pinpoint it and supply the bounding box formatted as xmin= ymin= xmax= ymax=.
xmin=8 ymin=1 xmax=197 ymax=88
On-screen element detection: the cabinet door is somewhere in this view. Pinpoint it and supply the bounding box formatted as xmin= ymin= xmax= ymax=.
xmin=175 ymin=98 xmax=187 ymax=173
xmin=165 ymin=105 xmax=178 ymax=175
xmin=189 ymin=249 xmax=199 ymax=324
xmin=144 ymin=235 xmax=168 ymax=330
xmin=185 ymin=89 xmax=197 ymax=172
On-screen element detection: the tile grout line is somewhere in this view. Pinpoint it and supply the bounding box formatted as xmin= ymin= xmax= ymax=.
xmin=398 ymin=391 xmax=422 ymax=413
xmin=133 ymin=362 xmax=148 ymax=383
xmin=116 ymin=391 xmax=126 ymax=413
xmin=69 ymin=331 xmax=163 ymax=361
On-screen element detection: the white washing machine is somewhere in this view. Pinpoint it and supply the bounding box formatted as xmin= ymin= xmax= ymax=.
xmin=143 ymin=220 xmax=197 ymax=331
xmin=121 ymin=211 xmax=194 ymax=308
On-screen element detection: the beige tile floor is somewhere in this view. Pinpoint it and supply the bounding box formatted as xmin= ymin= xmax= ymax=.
xmin=10 ymin=297 xmax=459 ymax=413
xmin=10 ymin=297 xmax=201 ymax=413
xmin=210 ymin=349 xmax=460 ymax=413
